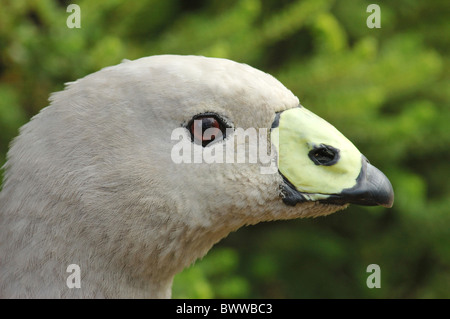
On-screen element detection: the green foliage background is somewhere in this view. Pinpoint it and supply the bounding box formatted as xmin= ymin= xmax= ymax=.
xmin=1 ymin=0 xmax=448 ymax=298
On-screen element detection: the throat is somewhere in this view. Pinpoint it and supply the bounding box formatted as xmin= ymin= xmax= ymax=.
xmin=82 ymin=219 xmax=234 ymax=298
xmin=1 ymin=188 xmax=237 ymax=298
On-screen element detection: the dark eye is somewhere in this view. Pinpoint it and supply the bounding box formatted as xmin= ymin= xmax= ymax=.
xmin=188 ymin=114 xmax=226 ymax=147
xmin=308 ymin=144 xmax=340 ymax=166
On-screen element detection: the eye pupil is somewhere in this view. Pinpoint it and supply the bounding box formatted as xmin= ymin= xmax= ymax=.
xmin=189 ymin=115 xmax=225 ymax=147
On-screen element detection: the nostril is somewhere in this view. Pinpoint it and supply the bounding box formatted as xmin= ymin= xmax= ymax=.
xmin=308 ymin=144 xmax=340 ymax=166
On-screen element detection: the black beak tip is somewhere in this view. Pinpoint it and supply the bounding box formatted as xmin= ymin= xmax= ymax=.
xmin=366 ymin=163 xmax=394 ymax=208
xmin=377 ymin=182 xmax=394 ymax=208
xmin=322 ymin=160 xmax=394 ymax=208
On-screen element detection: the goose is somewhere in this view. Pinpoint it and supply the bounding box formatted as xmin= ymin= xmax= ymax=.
xmin=0 ymin=55 xmax=393 ymax=298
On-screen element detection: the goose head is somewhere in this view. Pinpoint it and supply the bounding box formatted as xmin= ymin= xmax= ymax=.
xmin=0 ymin=55 xmax=393 ymax=298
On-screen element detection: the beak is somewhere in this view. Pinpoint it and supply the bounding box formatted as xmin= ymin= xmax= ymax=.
xmin=320 ymin=156 xmax=394 ymax=208
xmin=272 ymin=106 xmax=394 ymax=209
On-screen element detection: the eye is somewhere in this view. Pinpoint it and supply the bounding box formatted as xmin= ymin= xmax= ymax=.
xmin=188 ymin=114 xmax=227 ymax=147
xmin=308 ymin=144 xmax=340 ymax=166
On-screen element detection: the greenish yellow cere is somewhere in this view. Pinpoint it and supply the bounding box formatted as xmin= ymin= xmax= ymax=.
xmin=271 ymin=107 xmax=362 ymax=198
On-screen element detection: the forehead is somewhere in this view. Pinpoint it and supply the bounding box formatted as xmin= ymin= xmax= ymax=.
xmin=117 ymin=55 xmax=300 ymax=128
